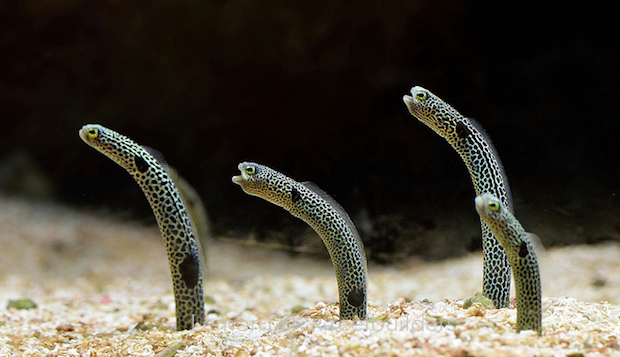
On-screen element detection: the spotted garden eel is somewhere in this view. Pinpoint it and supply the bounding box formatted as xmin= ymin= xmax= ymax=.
xmin=232 ymin=162 xmax=367 ymax=320
xmin=475 ymin=193 xmax=542 ymax=334
xmin=403 ymin=86 xmax=512 ymax=308
xmin=79 ymin=124 xmax=205 ymax=330
xmin=167 ymin=165 xmax=212 ymax=260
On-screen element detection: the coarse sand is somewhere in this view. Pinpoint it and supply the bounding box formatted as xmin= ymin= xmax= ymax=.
xmin=1 ymin=195 xmax=619 ymax=356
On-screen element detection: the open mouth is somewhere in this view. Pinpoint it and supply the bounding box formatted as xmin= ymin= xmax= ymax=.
xmin=78 ymin=127 xmax=90 ymax=142
xmin=232 ymin=175 xmax=243 ymax=185
xmin=402 ymin=94 xmax=416 ymax=113
xmin=474 ymin=196 xmax=487 ymax=217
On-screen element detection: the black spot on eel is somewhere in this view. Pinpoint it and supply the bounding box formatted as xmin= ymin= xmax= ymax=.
xmin=232 ymin=162 xmax=368 ymax=320
xmin=475 ymin=193 xmax=542 ymax=335
xmin=79 ymin=124 xmax=205 ymax=330
xmin=403 ymin=86 xmax=513 ymax=309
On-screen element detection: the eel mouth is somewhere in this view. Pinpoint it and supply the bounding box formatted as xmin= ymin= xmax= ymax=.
xmin=232 ymin=175 xmax=243 ymax=185
xmin=474 ymin=196 xmax=487 ymax=218
xmin=402 ymin=94 xmax=416 ymax=115
xmin=78 ymin=127 xmax=90 ymax=142
xmin=232 ymin=162 xmax=248 ymax=185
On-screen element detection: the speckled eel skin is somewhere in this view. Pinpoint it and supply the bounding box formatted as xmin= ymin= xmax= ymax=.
xmin=79 ymin=124 xmax=205 ymax=330
xmin=232 ymin=162 xmax=367 ymax=320
xmin=475 ymin=193 xmax=542 ymax=334
xmin=403 ymin=86 xmax=512 ymax=309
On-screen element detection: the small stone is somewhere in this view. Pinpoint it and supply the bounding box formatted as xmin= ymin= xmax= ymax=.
xmin=56 ymin=324 xmax=75 ymax=332
xmin=132 ymin=321 xmax=157 ymax=332
xmin=462 ymin=294 xmax=495 ymax=309
xmin=291 ymin=305 xmax=307 ymax=314
xmin=7 ymin=299 xmax=37 ymax=310
xmin=155 ymin=341 xmax=185 ymax=357
xmin=204 ymin=295 xmax=217 ymax=304
xmin=427 ymin=315 xmax=463 ymax=326
xmin=465 ymin=302 xmax=487 ymax=317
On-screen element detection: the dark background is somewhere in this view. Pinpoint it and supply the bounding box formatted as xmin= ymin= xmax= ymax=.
xmin=1 ymin=1 xmax=618 ymax=264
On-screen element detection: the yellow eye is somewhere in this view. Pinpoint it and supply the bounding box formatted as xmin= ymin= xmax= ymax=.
xmin=415 ymin=91 xmax=428 ymax=101
xmin=87 ymin=128 xmax=99 ymax=138
xmin=488 ymin=201 xmax=500 ymax=211
xmin=244 ymin=166 xmax=256 ymax=175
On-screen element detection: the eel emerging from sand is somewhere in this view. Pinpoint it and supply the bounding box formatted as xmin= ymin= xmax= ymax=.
xmin=403 ymin=86 xmax=512 ymax=309
xmin=475 ymin=193 xmax=542 ymax=334
xmin=232 ymin=162 xmax=367 ymax=320
xmin=79 ymin=124 xmax=205 ymax=330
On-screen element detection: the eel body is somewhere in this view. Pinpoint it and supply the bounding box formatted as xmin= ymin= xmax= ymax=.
xmin=79 ymin=124 xmax=205 ymax=330
xmin=403 ymin=86 xmax=512 ymax=308
xmin=167 ymin=165 xmax=212 ymax=262
xmin=232 ymin=162 xmax=367 ymax=320
xmin=475 ymin=193 xmax=542 ymax=334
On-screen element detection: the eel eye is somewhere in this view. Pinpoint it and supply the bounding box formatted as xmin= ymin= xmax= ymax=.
xmin=87 ymin=128 xmax=99 ymax=138
xmin=415 ymin=91 xmax=428 ymax=101
xmin=488 ymin=201 xmax=500 ymax=211
xmin=244 ymin=165 xmax=256 ymax=175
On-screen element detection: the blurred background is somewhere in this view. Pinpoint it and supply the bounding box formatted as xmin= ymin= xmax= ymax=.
xmin=1 ymin=0 xmax=618 ymax=264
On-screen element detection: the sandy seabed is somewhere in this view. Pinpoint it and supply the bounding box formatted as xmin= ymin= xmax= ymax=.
xmin=1 ymin=194 xmax=619 ymax=356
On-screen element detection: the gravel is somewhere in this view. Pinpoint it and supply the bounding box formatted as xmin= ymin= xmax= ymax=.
xmin=1 ymin=194 xmax=619 ymax=356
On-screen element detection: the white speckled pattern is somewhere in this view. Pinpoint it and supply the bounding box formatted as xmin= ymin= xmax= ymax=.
xmin=79 ymin=124 xmax=205 ymax=330
xmin=233 ymin=162 xmax=367 ymax=320
xmin=476 ymin=193 xmax=542 ymax=334
xmin=404 ymin=87 xmax=512 ymax=309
